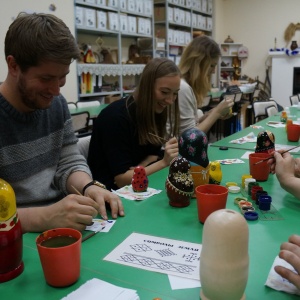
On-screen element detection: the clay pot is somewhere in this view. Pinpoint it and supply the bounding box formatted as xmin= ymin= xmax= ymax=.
xmin=200 ymin=209 xmax=249 ymax=300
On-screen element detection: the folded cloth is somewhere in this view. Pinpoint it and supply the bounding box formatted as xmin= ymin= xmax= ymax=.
xmin=62 ymin=278 xmax=140 ymax=300
xmin=265 ymin=256 xmax=300 ymax=295
xmin=112 ymin=185 xmax=162 ymax=200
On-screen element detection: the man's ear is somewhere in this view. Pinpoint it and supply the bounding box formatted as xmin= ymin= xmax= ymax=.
xmin=6 ymin=55 xmax=20 ymax=77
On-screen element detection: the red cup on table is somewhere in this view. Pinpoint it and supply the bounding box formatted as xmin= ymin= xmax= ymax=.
xmin=36 ymin=228 xmax=82 ymax=287
xmin=249 ymin=153 xmax=270 ymax=181
xmin=195 ymin=184 xmax=228 ymax=223
xmin=287 ymin=124 xmax=300 ymax=142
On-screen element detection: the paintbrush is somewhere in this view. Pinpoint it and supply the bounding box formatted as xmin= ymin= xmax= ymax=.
xmin=148 ymin=132 xmax=168 ymax=143
xmin=253 ymin=146 xmax=299 ymax=165
xmin=71 ymin=185 xmax=83 ymax=196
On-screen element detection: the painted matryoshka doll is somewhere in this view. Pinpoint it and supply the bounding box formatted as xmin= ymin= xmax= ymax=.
xmin=132 ymin=166 xmax=148 ymax=192
xmin=165 ymin=157 xmax=194 ymax=207
xmin=179 ymin=128 xmax=210 ymax=196
xmin=0 ymin=178 xmax=24 ymax=282
xmin=209 ymin=161 xmax=222 ymax=185
xmin=255 ymin=130 xmax=275 ymax=154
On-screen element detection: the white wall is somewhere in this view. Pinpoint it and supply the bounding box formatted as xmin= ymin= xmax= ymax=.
xmin=214 ymin=0 xmax=300 ymax=106
xmin=0 ymin=0 xmax=78 ymax=102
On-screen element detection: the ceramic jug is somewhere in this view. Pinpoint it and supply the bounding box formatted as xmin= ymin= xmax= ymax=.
xmin=0 ymin=178 xmax=24 ymax=282
xmin=200 ymin=209 xmax=249 ymax=300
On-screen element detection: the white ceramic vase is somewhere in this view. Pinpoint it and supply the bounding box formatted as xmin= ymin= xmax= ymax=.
xmin=200 ymin=209 xmax=249 ymax=300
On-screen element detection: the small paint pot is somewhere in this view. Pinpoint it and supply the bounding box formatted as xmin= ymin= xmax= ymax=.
xmin=228 ymin=186 xmax=241 ymax=194
xmin=256 ymin=190 xmax=268 ymax=205
xmin=244 ymin=211 xmax=259 ymax=221
xmin=251 ymin=186 xmax=263 ymax=200
xmin=248 ymin=182 xmax=259 ymax=195
xmin=238 ymin=200 xmax=252 ymax=208
xmin=258 ymin=195 xmax=272 ymax=211
xmin=234 ymin=197 xmax=247 ymax=205
xmin=241 ymin=174 xmax=252 ymax=189
xmin=226 ymin=182 xmax=238 ymax=187
xmin=240 ymin=206 xmax=255 ymax=215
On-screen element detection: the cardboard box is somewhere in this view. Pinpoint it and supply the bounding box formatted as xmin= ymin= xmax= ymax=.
xmin=127 ymin=0 xmax=135 ymax=12
xmin=75 ymin=7 xmax=84 ymax=26
xmin=144 ymin=18 xmax=152 ymax=35
xmin=136 ymin=1 xmax=143 ymax=14
xmin=108 ymin=12 xmax=119 ymax=31
xmin=120 ymin=14 xmax=128 ymax=32
xmin=154 ymin=6 xmax=166 ymax=22
xmin=207 ymin=17 xmax=212 ymax=30
xmin=97 ymin=11 xmax=107 ymax=30
xmin=107 ymin=0 xmax=118 ymax=8
xmin=202 ymin=0 xmax=208 ymax=13
xmin=185 ymin=11 xmax=191 ymax=26
xmin=128 ymin=16 xmax=137 ymax=33
xmin=96 ymin=0 xmax=106 ymax=5
xmin=137 ymin=17 xmax=146 ymax=34
xmin=144 ymin=0 xmax=153 ymax=16
xmin=85 ymin=9 xmax=96 ymax=28
xmin=120 ymin=0 xmax=126 ymax=10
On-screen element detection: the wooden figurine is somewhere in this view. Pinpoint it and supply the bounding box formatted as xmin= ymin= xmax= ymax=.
xmin=200 ymin=209 xmax=249 ymax=300
xmin=209 ymin=161 xmax=222 ymax=185
xmin=165 ymin=157 xmax=194 ymax=207
xmin=0 ymin=178 xmax=24 ymax=282
xmin=179 ymin=128 xmax=210 ymax=195
xmin=255 ymin=130 xmax=275 ymax=154
xmin=131 ymin=166 xmax=148 ymax=192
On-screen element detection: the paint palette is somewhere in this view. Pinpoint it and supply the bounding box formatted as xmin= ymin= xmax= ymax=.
xmin=240 ymin=187 xmax=284 ymax=221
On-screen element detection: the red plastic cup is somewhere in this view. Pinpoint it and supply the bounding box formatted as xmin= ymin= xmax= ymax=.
xmin=36 ymin=228 xmax=82 ymax=287
xmin=249 ymin=153 xmax=270 ymax=181
xmin=195 ymin=184 xmax=228 ymax=223
xmin=287 ymin=124 xmax=300 ymax=142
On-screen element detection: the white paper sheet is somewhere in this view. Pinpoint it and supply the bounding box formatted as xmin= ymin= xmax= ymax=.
xmin=265 ymin=256 xmax=300 ymax=295
xmin=104 ymin=233 xmax=202 ymax=280
xmin=168 ymin=274 xmax=201 ymax=290
xmin=61 ymin=278 xmax=139 ymax=300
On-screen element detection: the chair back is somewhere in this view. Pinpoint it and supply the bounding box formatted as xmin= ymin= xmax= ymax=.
xmin=290 ymin=95 xmax=299 ymax=106
xmin=234 ymin=92 xmax=243 ymax=103
xmin=253 ymin=100 xmax=278 ymax=122
xmin=71 ymin=111 xmax=90 ymax=134
xmin=265 ymin=105 xmax=278 ymax=117
xmin=77 ymin=100 xmax=101 ymax=108
xmin=67 ymin=102 xmax=77 ymax=110
xmin=252 ymin=89 xmax=260 ymax=99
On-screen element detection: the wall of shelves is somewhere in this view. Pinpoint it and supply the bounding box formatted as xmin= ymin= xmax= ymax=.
xmin=153 ymin=0 xmax=213 ymax=63
xmin=219 ymin=43 xmax=243 ymax=85
xmin=75 ymin=0 xmax=154 ymax=102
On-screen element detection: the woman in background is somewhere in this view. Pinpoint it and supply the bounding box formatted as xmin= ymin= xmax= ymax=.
xmin=88 ymin=58 xmax=180 ymax=191
xmin=168 ymin=35 xmax=234 ymax=136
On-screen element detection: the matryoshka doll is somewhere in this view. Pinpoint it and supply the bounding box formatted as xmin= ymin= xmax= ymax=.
xmin=179 ymin=128 xmax=210 ymax=196
xmin=165 ymin=157 xmax=194 ymax=207
xmin=0 ymin=178 xmax=24 ymax=282
xmin=132 ymin=166 xmax=148 ymax=192
xmin=255 ymin=130 xmax=275 ymax=154
xmin=209 ymin=161 xmax=222 ymax=185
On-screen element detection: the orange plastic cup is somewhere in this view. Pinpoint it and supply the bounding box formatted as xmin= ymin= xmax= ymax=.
xmin=36 ymin=228 xmax=82 ymax=287
xmin=287 ymin=124 xmax=300 ymax=142
xmin=249 ymin=153 xmax=270 ymax=181
xmin=195 ymin=184 xmax=228 ymax=223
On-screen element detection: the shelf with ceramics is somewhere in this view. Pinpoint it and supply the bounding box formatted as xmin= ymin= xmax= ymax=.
xmin=77 ymin=64 xmax=146 ymax=77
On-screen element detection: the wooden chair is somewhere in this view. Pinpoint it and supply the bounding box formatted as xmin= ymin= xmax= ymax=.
xmin=290 ymin=95 xmax=299 ymax=106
